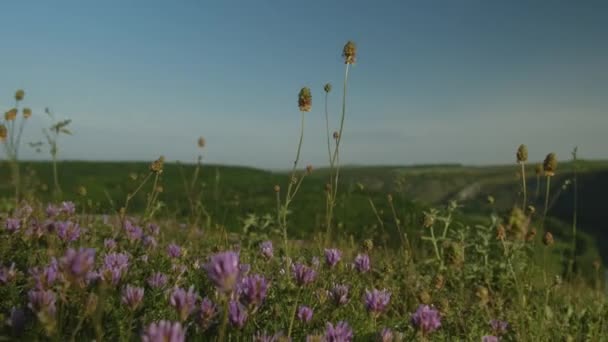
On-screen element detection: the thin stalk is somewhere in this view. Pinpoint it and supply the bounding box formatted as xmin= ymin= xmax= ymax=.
xmin=326 ymin=64 xmax=351 ymax=241
xmin=287 ymin=288 xmax=302 ymax=338
xmin=123 ymin=172 xmax=152 ymax=220
xmin=541 ymin=176 xmax=552 ymax=233
xmin=218 ymin=297 xmax=229 ymax=342
xmin=569 ymin=148 xmax=578 ymax=279
xmin=520 ymin=162 xmax=527 ymax=210
xmin=429 ymin=226 xmax=443 ymax=269
xmin=281 ymin=111 xmax=305 ymax=259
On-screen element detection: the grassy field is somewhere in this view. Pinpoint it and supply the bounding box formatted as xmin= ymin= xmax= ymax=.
xmin=1 ymin=40 xmax=607 ymax=340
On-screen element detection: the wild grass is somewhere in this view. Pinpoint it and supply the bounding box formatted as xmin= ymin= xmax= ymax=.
xmin=0 ymin=41 xmax=606 ymax=341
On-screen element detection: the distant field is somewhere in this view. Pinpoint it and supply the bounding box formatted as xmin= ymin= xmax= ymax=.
xmin=2 ymin=159 xmax=607 ymax=265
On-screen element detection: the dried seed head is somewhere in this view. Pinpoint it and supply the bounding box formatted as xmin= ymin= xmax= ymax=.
xmin=527 ymin=205 xmax=536 ymax=215
xmin=149 ymin=156 xmax=165 ymax=174
xmin=324 ymin=183 xmax=332 ymax=193
xmin=543 ymin=232 xmax=554 ymax=247
xmin=273 ymin=185 xmax=280 ymax=193
xmin=156 ymin=185 xmax=164 ymax=193
xmin=423 ymin=212 xmax=435 ymax=228
xmin=298 ymin=87 xmax=312 ymax=112
xmin=535 ymin=164 xmax=543 ymax=176
xmin=496 ymin=225 xmax=506 ymax=241
xmin=387 ymin=194 xmax=393 ymax=203
xmin=418 ymin=290 xmax=431 ymax=305
xmin=342 ymin=41 xmax=357 ymax=64
xmin=5 ymin=108 xmax=17 ymax=121
xmin=324 ymin=83 xmax=332 ymax=93
xmin=306 ymin=164 xmax=313 ymax=175
xmin=0 ymin=124 xmax=7 ymax=142
xmin=333 ymin=131 xmax=340 ymax=140
xmin=476 ymin=286 xmax=489 ymax=305
xmin=197 ymin=136 xmax=206 ymax=148
xmin=433 ymin=274 xmax=445 ymax=290
xmin=525 ymin=228 xmax=537 ymax=242
xmin=516 ymin=144 xmax=528 ymax=163
xmin=15 ymin=89 xmax=25 ymax=102
xmin=23 ymin=108 xmax=32 ymax=119
xmin=362 ymin=239 xmax=374 ymax=252
xmin=543 ymin=153 xmax=557 ymax=176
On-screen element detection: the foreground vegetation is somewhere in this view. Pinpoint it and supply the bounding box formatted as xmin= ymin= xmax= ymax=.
xmin=1 ymin=41 xmax=606 ymax=341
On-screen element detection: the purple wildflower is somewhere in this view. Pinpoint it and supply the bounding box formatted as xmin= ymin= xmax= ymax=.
xmin=169 ymin=286 xmax=198 ymax=321
xmin=260 ymin=240 xmax=273 ymax=259
xmin=101 ymin=252 xmax=129 ymax=285
xmin=324 ymin=248 xmax=341 ymax=267
xmin=379 ymin=328 xmax=394 ymax=342
xmin=297 ymin=306 xmax=313 ymax=323
xmin=291 ymin=263 xmax=317 ymax=286
xmin=411 ymin=304 xmax=441 ymax=335
xmin=253 ymin=331 xmax=286 ymax=341
xmin=325 ymin=321 xmax=353 ymax=342
xmin=122 ymin=285 xmax=144 ymax=310
xmin=147 ymin=223 xmax=160 ymax=236
xmin=141 ymin=320 xmax=186 ymax=342
xmin=86 ymin=271 xmax=101 ymax=285
xmin=144 ymin=236 xmax=158 ymax=248
xmin=60 ymin=201 xmax=76 ymax=215
xmin=5 ymin=218 xmax=20 ymax=233
xmin=198 ymin=297 xmax=217 ymax=329
xmin=228 ymin=300 xmax=248 ymax=329
xmin=60 ymin=248 xmax=96 ymax=281
xmin=331 ymin=284 xmax=350 ymax=306
xmin=490 ymin=319 xmax=509 ymax=335
xmin=30 ymin=259 xmax=60 ymax=289
xmin=239 ymin=263 xmax=251 ymax=276
xmin=16 ymin=203 xmax=33 ymax=219
xmin=238 ymin=274 xmax=270 ymax=306
xmin=56 ymin=221 xmax=81 ymax=243
xmin=124 ymin=220 xmax=143 ymax=242
xmin=365 ymin=289 xmax=391 ymax=315
xmin=482 ymin=336 xmax=499 ymax=342
xmin=104 ymin=238 xmax=117 ymax=250
xmin=45 ymin=204 xmax=60 ymax=218
xmin=204 ymin=251 xmax=240 ymax=292
xmin=28 ymin=289 xmax=57 ymax=317
xmin=354 ymin=253 xmax=370 ymax=273
xmin=167 ymin=243 xmax=182 ymax=258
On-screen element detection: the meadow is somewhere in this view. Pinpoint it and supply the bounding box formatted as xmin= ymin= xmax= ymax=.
xmin=1 ymin=41 xmax=607 ymax=341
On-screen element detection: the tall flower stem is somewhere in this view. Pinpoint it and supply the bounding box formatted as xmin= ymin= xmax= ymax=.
xmin=541 ymin=176 xmax=552 ymax=233
xmin=281 ymin=111 xmax=305 ymax=259
xmin=325 ymin=63 xmax=350 ymax=243
xmin=287 ymin=288 xmax=302 ymax=338
xmin=569 ymin=147 xmax=579 ymax=279
xmin=520 ymin=162 xmax=527 ymax=210
xmin=218 ymin=297 xmax=229 ymax=342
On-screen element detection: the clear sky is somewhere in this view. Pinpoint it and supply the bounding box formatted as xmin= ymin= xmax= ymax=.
xmin=1 ymin=1 xmax=607 ymax=169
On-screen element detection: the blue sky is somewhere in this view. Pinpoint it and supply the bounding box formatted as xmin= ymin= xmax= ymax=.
xmin=1 ymin=1 xmax=607 ymax=169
